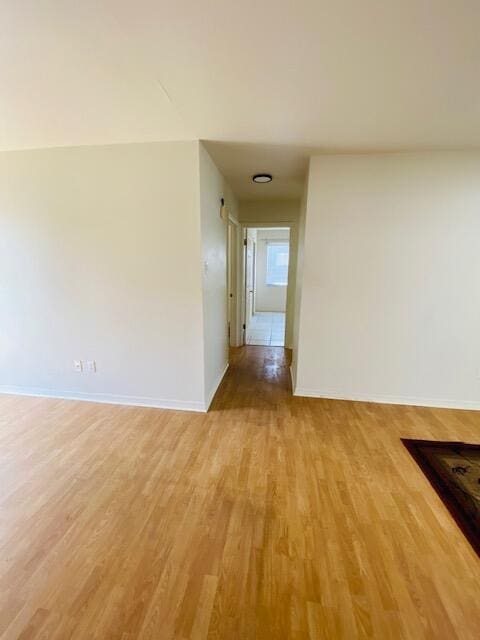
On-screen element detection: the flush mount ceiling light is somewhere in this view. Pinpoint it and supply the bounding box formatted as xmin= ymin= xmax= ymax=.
xmin=252 ymin=173 xmax=273 ymax=183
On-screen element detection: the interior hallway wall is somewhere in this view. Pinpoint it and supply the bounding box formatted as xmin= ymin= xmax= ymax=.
xmin=239 ymin=199 xmax=300 ymax=224
xmin=0 ymin=141 xmax=207 ymax=410
xmin=294 ymin=152 xmax=480 ymax=409
xmin=198 ymin=143 xmax=239 ymax=408
xmin=291 ymin=181 xmax=308 ymax=389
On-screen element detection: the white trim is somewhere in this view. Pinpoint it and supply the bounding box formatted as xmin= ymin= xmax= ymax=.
xmin=289 ymin=365 xmax=296 ymax=392
xmin=227 ymin=218 xmax=243 ymax=347
xmin=293 ymin=387 xmax=480 ymax=411
xmin=239 ymin=221 xmax=295 ymax=229
xmin=241 ymin=222 xmax=296 ymax=348
xmin=0 ymin=386 xmax=207 ymax=413
xmin=204 ymin=362 xmax=229 ymax=411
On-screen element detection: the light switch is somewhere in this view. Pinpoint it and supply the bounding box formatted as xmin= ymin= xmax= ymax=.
xmin=74 ymin=360 xmax=83 ymax=372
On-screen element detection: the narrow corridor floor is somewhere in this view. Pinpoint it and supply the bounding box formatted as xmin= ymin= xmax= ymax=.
xmin=246 ymin=311 xmax=285 ymax=346
xmin=0 ymin=346 xmax=479 ymax=638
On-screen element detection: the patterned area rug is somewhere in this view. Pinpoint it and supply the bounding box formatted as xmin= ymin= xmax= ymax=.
xmin=402 ymin=439 xmax=480 ymax=556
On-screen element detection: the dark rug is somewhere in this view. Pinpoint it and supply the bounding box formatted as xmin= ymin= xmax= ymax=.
xmin=402 ymin=439 xmax=480 ymax=556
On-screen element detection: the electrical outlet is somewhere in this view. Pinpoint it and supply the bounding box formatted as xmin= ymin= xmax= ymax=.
xmin=74 ymin=360 xmax=83 ymax=372
xmin=86 ymin=360 xmax=96 ymax=373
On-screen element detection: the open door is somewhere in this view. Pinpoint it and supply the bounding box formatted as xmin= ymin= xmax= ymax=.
xmin=227 ymin=222 xmax=233 ymax=343
xmin=245 ymin=229 xmax=256 ymax=341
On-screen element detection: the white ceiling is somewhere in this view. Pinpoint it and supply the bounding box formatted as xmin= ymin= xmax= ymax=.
xmin=2 ymin=1 xmax=480 ymax=199
xmin=203 ymin=142 xmax=311 ymax=200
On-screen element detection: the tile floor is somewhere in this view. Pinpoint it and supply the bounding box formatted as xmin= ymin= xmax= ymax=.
xmin=246 ymin=311 xmax=286 ymax=346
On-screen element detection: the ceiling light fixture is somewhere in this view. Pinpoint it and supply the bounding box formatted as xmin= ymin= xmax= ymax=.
xmin=252 ymin=173 xmax=273 ymax=183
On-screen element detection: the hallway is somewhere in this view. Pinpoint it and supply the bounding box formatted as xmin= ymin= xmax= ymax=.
xmin=246 ymin=311 xmax=286 ymax=346
xmin=0 ymin=347 xmax=479 ymax=639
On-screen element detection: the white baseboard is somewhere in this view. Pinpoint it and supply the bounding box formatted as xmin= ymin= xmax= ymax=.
xmin=0 ymin=385 xmax=207 ymax=413
xmin=204 ymin=362 xmax=229 ymax=411
xmin=293 ymin=387 xmax=480 ymax=411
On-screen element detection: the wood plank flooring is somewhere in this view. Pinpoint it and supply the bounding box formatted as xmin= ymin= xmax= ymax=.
xmin=0 ymin=346 xmax=479 ymax=639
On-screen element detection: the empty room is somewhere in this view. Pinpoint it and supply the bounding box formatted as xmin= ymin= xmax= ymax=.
xmin=0 ymin=2 xmax=479 ymax=639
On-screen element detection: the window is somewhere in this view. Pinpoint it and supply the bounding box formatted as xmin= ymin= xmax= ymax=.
xmin=266 ymin=242 xmax=289 ymax=286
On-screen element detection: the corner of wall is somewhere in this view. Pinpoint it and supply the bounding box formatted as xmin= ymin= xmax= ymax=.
xmin=290 ymin=168 xmax=310 ymax=385
xmin=198 ymin=144 xmax=239 ymax=409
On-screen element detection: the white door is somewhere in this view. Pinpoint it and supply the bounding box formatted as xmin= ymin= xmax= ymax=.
xmin=245 ymin=230 xmax=256 ymax=341
xmin=227 ymin=222 xmax=234 ymax=345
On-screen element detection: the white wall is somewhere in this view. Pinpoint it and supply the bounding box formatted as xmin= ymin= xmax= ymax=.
xmin=291 ymin=182 xmax=308 ymax=388
xmin=0 ymin=141 xmax=208 ymax=411
xmin=294 ymin=152 xmax=480 ymax=409
xmin=227 ymin=218 xmax=245 ymax=348
xmin=239 ymin=199 xmax=299 ymax=224
xmin=199 ymin=143 xmax=239 ymax=408
xmin=255 ymin=229 xmax=289 ymax=312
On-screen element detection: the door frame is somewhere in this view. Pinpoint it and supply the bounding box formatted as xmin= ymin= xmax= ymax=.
xmin=227 ymin=216 xmax=244 ymax=347
xmin=240 ymin=221 xmax=297 ymax=347
xmin=244 ymin=229 xmax=257 ymax=344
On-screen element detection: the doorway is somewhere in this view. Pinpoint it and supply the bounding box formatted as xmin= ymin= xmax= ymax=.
xmin=244 ymin=227 xmax=290 ymax=347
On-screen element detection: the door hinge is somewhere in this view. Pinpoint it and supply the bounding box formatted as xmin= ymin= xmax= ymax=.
xmin=243 ymin=323 xmax=246 ymax=330
xmin=243 ymin=238 xmax=247 ymax=246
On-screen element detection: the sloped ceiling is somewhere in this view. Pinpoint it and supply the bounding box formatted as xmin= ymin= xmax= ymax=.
xmin=2 ymin=1 xmax=480 ymax=198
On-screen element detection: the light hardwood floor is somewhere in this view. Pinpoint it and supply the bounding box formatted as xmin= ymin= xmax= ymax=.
xmin=0 ymin=346 xmax=479 ymax=639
